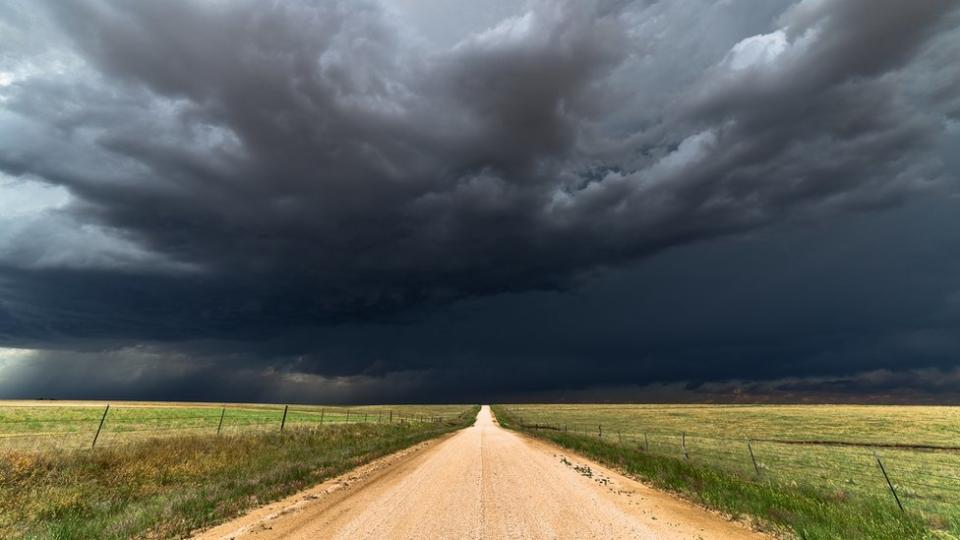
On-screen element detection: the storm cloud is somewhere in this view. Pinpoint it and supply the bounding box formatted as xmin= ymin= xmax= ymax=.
xmin=1 ymin=0 xmax=959 ymax=401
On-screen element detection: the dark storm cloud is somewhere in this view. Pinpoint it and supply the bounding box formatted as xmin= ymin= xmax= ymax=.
xmin=1 ymin=0 xmax=960 ymax=400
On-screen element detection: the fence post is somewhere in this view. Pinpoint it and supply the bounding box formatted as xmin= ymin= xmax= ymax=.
xmin=644 ymin=432 xmax=649 ymax=451
xmin=280 ymin=405 xmax=289 ymax=432
xmin=598 ymin=424 xmax=603 ymax=439
xmin=390 ymin=410 xmax=393 ymax=423
xmin=747 ymin=439 xmax=760 ymax=475
xmin=216 ymin=406 xmax=226 ymax=435
xmin=364 ymin=412 xmax=368 ymax=423
xmin=346 ymin=409 xmax=350 ymax=423
xmin=681 ymin=432 xmax=689 ymax=459
xmin=875 ymin=452 xmax=904 ymax=512
xmin=91 ymin=403 xmax=110 ymax=448
xmin=320 ymin=408 xmax=325 ymax=424
xmin=378 ymin=410 xmax=382 ymax=423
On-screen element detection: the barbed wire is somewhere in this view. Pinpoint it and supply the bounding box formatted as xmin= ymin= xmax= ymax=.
xmin=506 ymin=408 xmax=959 ymax=450
xmin=501 ymin=408 xmax=960 ymax=502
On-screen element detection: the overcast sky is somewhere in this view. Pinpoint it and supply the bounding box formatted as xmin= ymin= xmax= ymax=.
xmin=1 ymin=0 xmax=959 ymax=404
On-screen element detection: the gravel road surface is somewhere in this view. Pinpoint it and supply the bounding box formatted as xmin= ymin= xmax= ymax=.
xmin=193 ymin=406 xmax=764 ymax=539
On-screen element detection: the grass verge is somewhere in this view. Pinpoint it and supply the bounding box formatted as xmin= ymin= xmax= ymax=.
xmin=492 ymin=405 xmax=933 ymax=540
xmin=1 ymin=405 xmax=479 ymax=540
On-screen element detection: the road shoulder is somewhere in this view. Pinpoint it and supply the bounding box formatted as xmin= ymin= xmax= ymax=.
xmin=189 ymin=431 xmax=458 ymax=540
xmin=520 ymin=431 xmax=771 ymax=538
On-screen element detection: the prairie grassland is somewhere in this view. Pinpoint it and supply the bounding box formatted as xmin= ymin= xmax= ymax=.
xmin=0 ymin=400 xmax=468 ymax=451
xmin=494 ymin=404 xmax=960 ymax=540
xmin=0 ymin=404 xmax=479 ymax=540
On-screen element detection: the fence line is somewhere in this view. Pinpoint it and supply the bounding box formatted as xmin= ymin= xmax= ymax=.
xmin=0 ymin=405 xmax=470 ymax=451
xmin=503 ymin=406 xmax=960 ymax=514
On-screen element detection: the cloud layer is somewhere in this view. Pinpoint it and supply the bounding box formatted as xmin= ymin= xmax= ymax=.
xmin=1 ymin=0 xmax=959 ymax=400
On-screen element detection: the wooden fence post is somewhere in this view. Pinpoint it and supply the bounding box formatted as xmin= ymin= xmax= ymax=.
xmin=747 ymin=439 xmax=760 ymax=475
xmin=346 ymin=409 xmax=350 ymax=423
xmin=280 ymin=405 xmax=289 ymax=432
xmin=91 ymin=403 xmax=110 ymax=448
xmin=681 ymin=432 xmax=689 ymax=459
xmin=644 ymin=432 xmax=649 ymax=451
xmin=598 ymin=424 xmax=603 ymax=439
xmin=389 ymin=410 xmax=393 ymax=423
xmin=216 ymin=406 xmax=225 ymax=436
xmin=378 ymin=410 xmax=382 ymax=423
xmin=875 ymin=452 xmax=904 ymax=512
xmin=320 ymin=408 xmax=325 ymax=424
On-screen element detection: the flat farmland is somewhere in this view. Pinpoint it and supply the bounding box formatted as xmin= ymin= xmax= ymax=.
xmin=0 ymin=401 xmax=479 ymax=539
xmin=0 ymin=400 xmax=467 ymax=451
xmin=498 ymin=404 xmax=960 ymax=539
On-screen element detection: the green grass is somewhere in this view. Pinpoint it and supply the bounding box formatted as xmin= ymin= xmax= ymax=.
xmin=493 ymin=405 xmax=958 ymax=540
xmin=1 ymin=405 xmax=479 ymax=540
xmin=0 ymin=400 xmax=469 ymax=451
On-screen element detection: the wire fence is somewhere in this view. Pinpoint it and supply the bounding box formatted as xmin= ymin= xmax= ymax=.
xmin=0 ymin=404 xmax=467 ymax=452
xmin=502 ymin=407 xmax=960 ymax=523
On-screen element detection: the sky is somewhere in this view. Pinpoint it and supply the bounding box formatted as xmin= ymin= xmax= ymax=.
xmin=1 ymin=0 xmax=959 ymax=404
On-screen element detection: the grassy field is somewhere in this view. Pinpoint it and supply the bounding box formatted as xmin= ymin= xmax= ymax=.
xmin=0 ymin=402 xmax=479 ymax=539
xmin=0 ymin=400 xmax=469 ymax=451
xmin=493 ymin=404 xmax=960 ymax=540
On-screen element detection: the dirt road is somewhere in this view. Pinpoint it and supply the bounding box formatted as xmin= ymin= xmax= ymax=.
xmin=195 ymin=406 xmax=764 ymax=539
